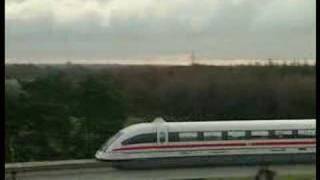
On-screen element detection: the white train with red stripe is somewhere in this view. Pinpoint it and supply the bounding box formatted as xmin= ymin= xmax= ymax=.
xmin=95 ymin=118 xmax=316 ymax=169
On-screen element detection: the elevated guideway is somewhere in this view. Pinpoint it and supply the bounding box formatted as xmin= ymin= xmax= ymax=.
xmin=5 ymin=159 xmax=315 ymax=180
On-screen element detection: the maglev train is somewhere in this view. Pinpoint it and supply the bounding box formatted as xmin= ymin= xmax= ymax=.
xmin=95 ymin=117 xmax=316 ymax=169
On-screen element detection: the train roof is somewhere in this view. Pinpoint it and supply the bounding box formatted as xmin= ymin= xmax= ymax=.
xmin=164 ymin=119 xmax=315 ymax=132
xmin=123 ymin=118 xmax=315 ymax=134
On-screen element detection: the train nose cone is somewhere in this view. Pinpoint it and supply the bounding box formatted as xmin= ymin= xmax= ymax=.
xmin=95 ymin=151 xmax=104 ymax=160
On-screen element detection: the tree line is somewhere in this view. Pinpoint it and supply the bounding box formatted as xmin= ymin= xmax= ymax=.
xmin=5 ymin=72 xmax=126 ymax=162
xmin=5 ymin=64 xmax=315 ymax=162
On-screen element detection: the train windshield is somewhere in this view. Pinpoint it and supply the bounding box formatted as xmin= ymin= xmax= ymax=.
xmin=100 ymin=131 xmax=123 ymax=151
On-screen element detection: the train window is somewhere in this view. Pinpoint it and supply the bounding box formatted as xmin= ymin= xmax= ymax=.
xmin=169 ymin=132 xmax=180 ymax=142
xmin=227 ymin=131 xmax=246 ymax=140
xmin=297 ymin=129 xmax=315 ymax=138
xmin=268 ymin=130 xmax=275 ymax=138
xmin=100 ymin=131 xmax=123 ymax=151
xmin=292 ymin=130 xmax=298 ymax=138
xmin=159 ymin=132 xmax=166 ymax=143
xmin=250 ymin=130 xmax=269 ymax=139
xmin=245 ymin=131 xmax=251 ymax=138
xmin=122 ymin=133 xmax=157 ymax=145
xmin=179 ymin=132 xmax=198 ymax=142
xmin=222 ymin=131 xmax=228 ymax=140
xmin=198 ymin=132 xmax=204 ymax=141
xmin=204 ymin=132 xmax=222 ymax=141
xmin=274 ymin=130 xmax=294 ymax=139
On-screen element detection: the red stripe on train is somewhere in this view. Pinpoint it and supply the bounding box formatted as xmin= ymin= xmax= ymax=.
xmin=252 ymin=141 xmax=315 ymax=146
xmin=113 ymin=140 xmax=316 ymax=151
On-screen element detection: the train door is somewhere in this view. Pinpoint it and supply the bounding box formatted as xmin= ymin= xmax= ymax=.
xmin=157 ymin=126 xmax=168 ymax=144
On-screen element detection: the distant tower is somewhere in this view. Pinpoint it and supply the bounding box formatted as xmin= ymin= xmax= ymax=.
xmin=190 ymin=51 xmax=196 ymax=65
xmin=267 ymin=58 xmax=273 ymax=66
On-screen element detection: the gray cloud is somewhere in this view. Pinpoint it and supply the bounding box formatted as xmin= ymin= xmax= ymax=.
xmin=5 ymin=0 xmax=316 ymax=61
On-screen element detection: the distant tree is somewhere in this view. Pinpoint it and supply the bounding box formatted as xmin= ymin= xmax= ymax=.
xmin=5 ymin=73 xmax=75 ymax=161
xmin=5 ymin=71 xmax=127 ymax=162
xmin=75 ymin=74 xmax=127 ymax=157
xmin=5 ymin=79 xmax=26 ymax=162
xmin=11 ymin=103 xmax=71 ymax=161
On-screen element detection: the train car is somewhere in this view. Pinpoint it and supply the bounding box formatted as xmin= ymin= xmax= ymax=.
xmin=95 ymin=117 xmax=316 ymax=169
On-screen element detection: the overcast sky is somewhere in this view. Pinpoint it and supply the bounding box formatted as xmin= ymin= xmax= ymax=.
xmin=5 ymin=0 xmax=316 ymax=62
